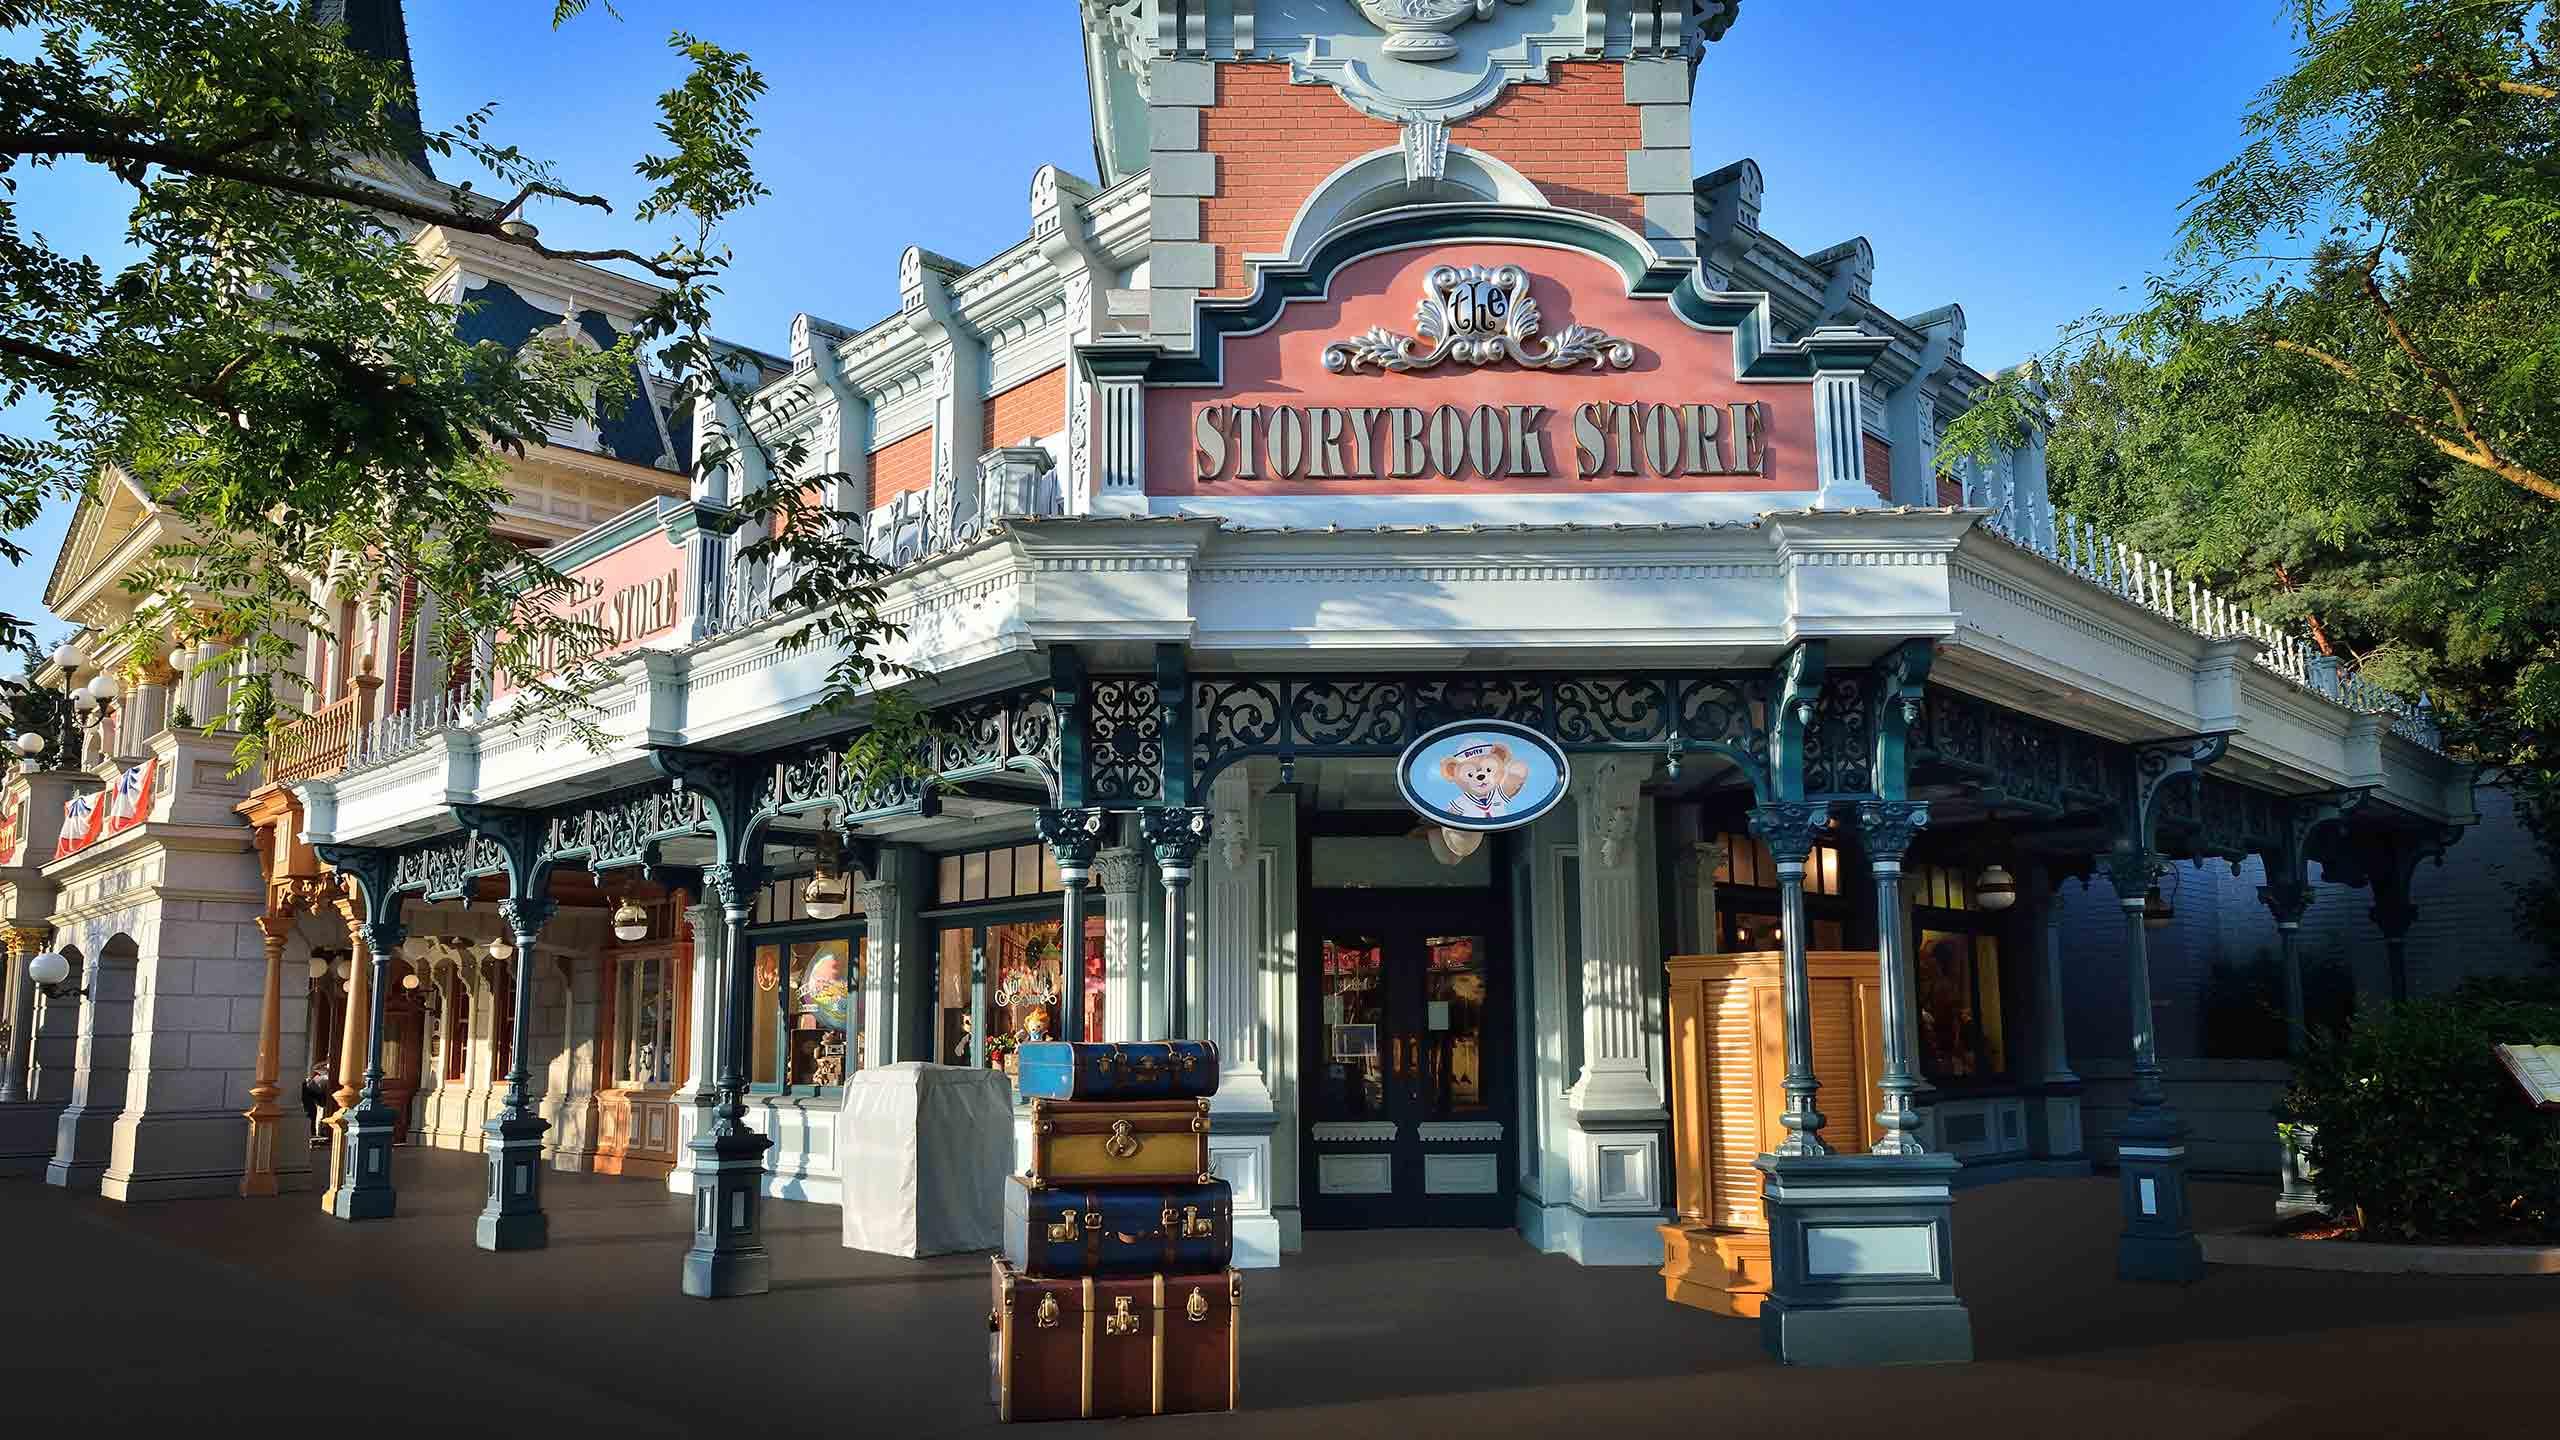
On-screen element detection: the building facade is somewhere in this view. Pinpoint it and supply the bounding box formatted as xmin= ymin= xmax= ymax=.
xmin=0 ymin=0 xmax=2505 ymax=1361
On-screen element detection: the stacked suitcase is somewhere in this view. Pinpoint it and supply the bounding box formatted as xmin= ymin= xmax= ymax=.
xmin=991 ymin=1040 xmax=1241 ymax=1423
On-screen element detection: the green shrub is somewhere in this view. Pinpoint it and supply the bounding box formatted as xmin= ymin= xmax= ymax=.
xmin=2285 ymin=978 xmax=2560 ymax=1243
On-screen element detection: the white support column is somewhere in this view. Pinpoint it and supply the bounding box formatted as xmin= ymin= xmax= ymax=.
xmin=855 ymin=849 xmax=914 ymax=1074
xmin=1673 ymin=839 xmax=1726 ymax=955
xmin=665 ymin=893 xmax=724 ymax=1197
xmin=1561 ymin=756 xmax=1669 ymax=1266
xmin=2036 ymin=875 xmax=2084 ymax=1161
xmin=1093 ymin=846 xmax=1149 ymax=1044
xmin=1199 ymin=768 xmax=1279 ymax=1266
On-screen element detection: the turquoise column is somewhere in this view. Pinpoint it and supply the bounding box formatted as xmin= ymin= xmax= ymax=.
xmin=2108 ymin=846 xmax=2204 ymax=1282
xmin=477 ymin=895 xmax=555 ymax=1251
xmin=682 ymin=859 xmax=773 ymax=1298
xmin=334 ymin=914 xmax=404 ymax=1221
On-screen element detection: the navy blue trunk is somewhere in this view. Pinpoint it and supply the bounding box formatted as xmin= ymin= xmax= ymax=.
xmin=1013 ymin=1041 xmax=1221 ymax=1102
xmin=1002 ymin=1176 xmax=1234 ymax=1277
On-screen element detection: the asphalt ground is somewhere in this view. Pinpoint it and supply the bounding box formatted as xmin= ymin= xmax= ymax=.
xmin=5 ymin=1149 xmax=2556 ymax=1438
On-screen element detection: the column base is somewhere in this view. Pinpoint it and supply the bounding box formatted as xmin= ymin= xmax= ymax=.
xmin=2114 ymin=1119 xmax=2204 ymax=1284
xmin=1756 ymin=1151 xmax=1973 ymax=1368
xmin=476 ymin=1114 xmax=552 ymax=1252
xmin=0 ymin=1100 xmax=66 ymax=1177
xmin=681 ymin=1126 xmax=773 ymax=1299
xmin=2276 ymin=1123 xmax=2323 ymax=1220
xmin=331 ymin=1102 xmax=399 ymax=1222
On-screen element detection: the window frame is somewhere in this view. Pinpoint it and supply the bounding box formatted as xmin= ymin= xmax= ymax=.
xmin=742 ymin=917 xmax=869 ymax=1099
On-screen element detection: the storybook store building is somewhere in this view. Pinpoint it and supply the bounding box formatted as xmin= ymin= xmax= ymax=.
xmin=0 ymin=0 xmax=2486 ymax=1370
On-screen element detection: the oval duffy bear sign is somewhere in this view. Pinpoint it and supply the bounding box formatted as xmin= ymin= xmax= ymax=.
xmin=1396 ymin=720 xmax=1571 ymax=833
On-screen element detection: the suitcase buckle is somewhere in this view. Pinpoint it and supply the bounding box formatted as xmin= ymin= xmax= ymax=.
xmin=1035 ymin=1293 xmax=1061 ymax=1330
xmin=1105 ymin=1295 xmax=1141 ymax=1337
xmin=1103 ymin=1119 xmax=1142 ymax=1159
xmin=1085 ymin=1209 xmax=1104 ymax=1235
xmin=1185 ymin=1287 xmax=1210 ymax=1323
xmin=1046 ymin=1209 xmax=1081 ymax=1243
xmin=1178 ymin=1206 xmax=1215 ymax=1240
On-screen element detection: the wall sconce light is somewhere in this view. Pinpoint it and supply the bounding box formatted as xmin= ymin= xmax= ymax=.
xmin=1975 ymin=864 xmax=2017 ymax=912
xmin=307 ymin=955 xmax=330 ymax=981
xmin=400 ymin=972 xmax=420 ymax=991
xmin=26 ymin=951 xmax=86 ymax=1000
xmin=612 ymin=897 xmax=650 ymax=943
xmin=333 ymin=957 xmax=352 ymax=980
xmin=2143 ymin=883 xmax=2175 ymax=930
xmin=487 ymin=935 xmax=515 ymax=961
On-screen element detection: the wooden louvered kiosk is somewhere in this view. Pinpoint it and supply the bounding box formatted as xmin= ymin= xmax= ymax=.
xmin=1658 ymin=950 xmax=1888 ymax=1318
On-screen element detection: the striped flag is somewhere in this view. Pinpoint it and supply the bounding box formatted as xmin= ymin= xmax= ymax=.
xmin=103 ymin=757 xmax=157 ymax=836
xmin=55 ymin=789 xmax=105 ymax=859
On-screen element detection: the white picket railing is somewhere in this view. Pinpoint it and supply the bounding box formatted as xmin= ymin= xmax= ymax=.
xmin=1987 ymin=509 xmax=2442 ymax=753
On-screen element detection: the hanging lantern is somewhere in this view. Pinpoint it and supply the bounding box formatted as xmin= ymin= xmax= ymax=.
xmin=612 ymin=897 xmax=650 ymax=943
xmin=804 ymin=830 xmax=849 ymax=921
xmin=2142 ymin=883 xmax=2174 ymax=930
xmin=1975 ymin=863 xmax=2017 ymax=912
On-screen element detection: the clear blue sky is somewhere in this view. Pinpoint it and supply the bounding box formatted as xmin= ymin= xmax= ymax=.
xmin=1 ymin=1 xmax=2305 ymax=641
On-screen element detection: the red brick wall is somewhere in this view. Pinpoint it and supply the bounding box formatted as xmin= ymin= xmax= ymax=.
xmin=984 ymin=367 xmax=1066 ymax=448
xmin=1196 ymin=63 xmax=1645 ymax=297
xmin=1935 ymin=473 xmax=1965 ymax=508
xmin=1863 ymin=434 xmax=1892 ymax=503
xmin=869 ymin=427 xmax=934 ymax=511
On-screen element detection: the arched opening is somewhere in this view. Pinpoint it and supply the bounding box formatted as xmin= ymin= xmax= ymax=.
xmin=1281 ymin=146 xmax=1550 ymax=262
xmin=45 ymin=934 xmax=137 ymax=1190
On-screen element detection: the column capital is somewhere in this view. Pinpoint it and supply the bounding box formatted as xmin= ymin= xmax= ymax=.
xmin=497 ymin=895 xmax=558 ymax=940
xmin=1855 ymin=798 xmax=1929 ymax=863
xmin=1675 ymin=838 xmax=1727 ymax=884
xmin=1037 ymin=805 xmax=1110 ymax=869
xmin=2257 ymin=880 xmax=2313 ymax=928
xmin=1141 ymin=806 xmax=1211 ymax=870
xmin=2103 ymin=846 xmax=2162 ymax=902
xmin=1092 ymin=845 xmax=1148 ymax=896
xmin=1748 ymin=801 xmax=1827 ymax=865
xmin=2 ymin=924 xmax=51 ymax=962
xmin=703 ymin=860 xmax=767 ymax=917
xmin=1578 ymin=756 xmax=1650 ymax=871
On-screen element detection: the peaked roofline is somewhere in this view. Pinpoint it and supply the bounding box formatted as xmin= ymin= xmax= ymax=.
xmin=304 ymin=0 xmax=435 ymax=178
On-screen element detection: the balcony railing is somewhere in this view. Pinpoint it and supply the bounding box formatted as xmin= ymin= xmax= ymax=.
xmin=268 ymin=686 xmax=371 ymax=784
xmin=1982 ymin=508 xmax=2443 ymax=753
xmin=346 ymin=682 xmax=467 ymax=774
xmin=699 ymin=444 xmax=1062 ymax=643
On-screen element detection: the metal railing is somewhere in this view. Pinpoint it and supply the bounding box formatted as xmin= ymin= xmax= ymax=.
xmin=346 ymin=682 xmax=466 ymax=773
xmin=1984 ymin=508 xmax=2442 ymax=753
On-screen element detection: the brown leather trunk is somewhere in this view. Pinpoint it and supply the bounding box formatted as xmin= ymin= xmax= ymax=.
xmin=1022 ymin=1097 xmax=1212 ymax=1190
xmin=1160 ymin=1270 xmax=1242 ymax=1416
xmin=990 ymin=1260 xmax=1088 ymax=1423
xmin=991 ymin=1261 xmax=1241 ymax=1422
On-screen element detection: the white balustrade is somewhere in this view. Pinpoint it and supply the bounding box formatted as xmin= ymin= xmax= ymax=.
xmin=1989 ymin=510 xmax=2438 ymax=750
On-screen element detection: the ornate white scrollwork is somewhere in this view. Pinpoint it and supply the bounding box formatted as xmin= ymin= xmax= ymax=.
xmin=1353 ymin=0 xmax=1527 ymax=63
xmin=1321 ymin=265 xmax=1637 ymax=375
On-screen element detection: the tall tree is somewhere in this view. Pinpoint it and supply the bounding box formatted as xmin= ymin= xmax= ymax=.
xmin=1942 ymin=1 xmax=2558 ymax=951
xmin=0 ymin=1 xmax=895 ymax=764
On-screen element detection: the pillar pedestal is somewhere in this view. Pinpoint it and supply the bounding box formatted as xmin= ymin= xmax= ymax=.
xmin=681 ymin=1127 xmax=773 ymax=1298
xmin=476 ymin=1114 xmax=551 ymax=1250
xmin=1755 ymin=1152 xmax=1972 ymax=1367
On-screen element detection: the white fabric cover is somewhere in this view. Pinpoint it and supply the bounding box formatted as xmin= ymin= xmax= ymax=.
xmin=838 ymin=1061 xmax=1013 ymax=1258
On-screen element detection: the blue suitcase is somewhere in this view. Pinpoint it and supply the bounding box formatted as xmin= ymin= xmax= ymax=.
xmin=1002 ymin=1175 xmax=1234 ymax=1278
xmin=1013 ymin=1040 xmax=1220 ymax=1102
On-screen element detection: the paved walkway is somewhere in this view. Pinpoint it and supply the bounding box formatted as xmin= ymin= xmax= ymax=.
xmin=7 ymin=1150 xmax=2555 ymax=1437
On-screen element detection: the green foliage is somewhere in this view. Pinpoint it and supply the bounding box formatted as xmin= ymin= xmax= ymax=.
xmin=2286 ymin=978 xmax=2560 ymax=1243
xmin=0 ymin=2 xmax=909 ymax=777
xmin=1941 ymin=3 xmax=2560 ymax=941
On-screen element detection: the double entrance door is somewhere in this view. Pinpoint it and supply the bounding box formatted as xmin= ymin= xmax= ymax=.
xmin=1302 ymin=888 xmax=1513 ymax=1228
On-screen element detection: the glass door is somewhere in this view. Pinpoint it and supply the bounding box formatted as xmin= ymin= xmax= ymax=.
xmin=1304 ymin=890 xmax=1511 ymax=1228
